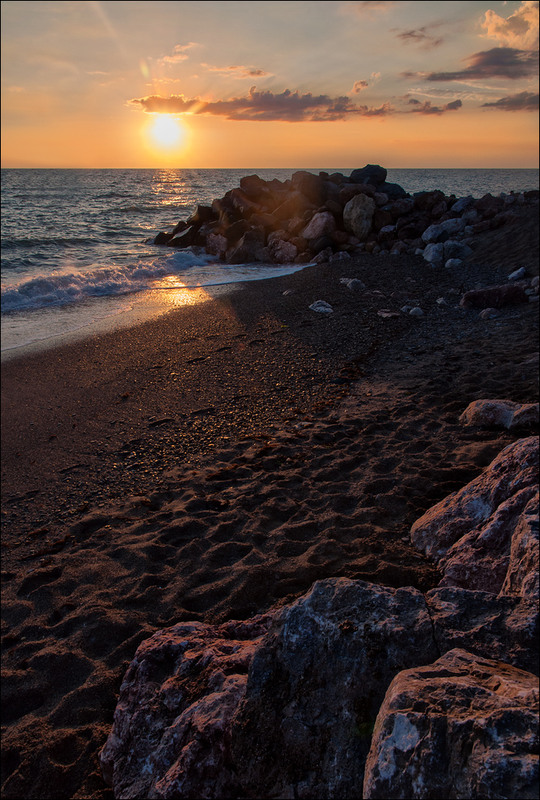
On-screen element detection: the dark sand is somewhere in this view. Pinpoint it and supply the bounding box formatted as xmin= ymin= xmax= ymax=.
xmin=1 ymin=206 xmax=538 ymax=799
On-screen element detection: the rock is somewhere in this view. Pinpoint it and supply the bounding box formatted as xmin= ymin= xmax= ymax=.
xmin=422 ymin=242 xmax=444 ymax=266
xmin=186 ymin=204 xmax=216 ymax=226
xmin=301 ymin=211 xmax=337 ymax=240
xmin=268 ymin=237 xmax=298 ymax=264
xmin=475 ymin=193 xmax=505 ymax=219
xmin=271 ymin=190 xmax=315 ymax=222
xmin=460 ymin=284 xmax=529 ymax=309
xmin=343 ymin=193 xmax=376 ymax=240
xmin=100 ymin=614 xmax=279 ymax=799
xmin=205 ymin=232 xmax=228 ymax=258
xmin=340 ymin=277 xmax=366 ymax=290
xmin=363 ymin=648 xmax=539 ymax=800
xmin=459 ymin=399 xmax=540 ymax=431
xmin=508 ymin=267 xmax=527 ymax=281
xmin=291 ymin=171 xmax=324 ymax=206
xmin=167 ymin=226 xmax=198 ymax=248
xmin=409 ymin=307 xmax=424 ymax=317
xmin=450 ymin=196 xmax=474 ymax=213
xmin=313 ymin=247 xmax=333 ymax=263
xmin=413 ymin=190 xmax=446 ymax=212
xmin=230 ymin=579 xmax=439 ymax=800
xmin=426 ymin=587 xmax=538 ymax=675
xmin=443 ymin=239 xmax=472 ymax=260
xmin=350 ymin=164 xmax=387 ymax=186
xmin=309 ymin=300 xmax=333 ymax=313
xmin=222 ymin=218 xmax=252 ymax=245
xmin=339 ymin=183 xmax=376 ymax=205
xmin=226 ymin=228 xmax=266 ymax=264
xmin=153 ymin=231 xmax=174 ymax=245
xmin=502 ymin=492 xmax=539 ymax=600
xmin=422 ymin=218 xmax=466 ymax=243
xmin=378 ymin=181 xmax=408 ymax=200
xmin=239 ymin=174 xmax=270 ymax=200
xmin=445 ymin=258 xmax=463 ymax=269
xmin=479 ymin=307 xmax=500 ymax=319
xmin=411 ymin=437 xmax=539 ymax=596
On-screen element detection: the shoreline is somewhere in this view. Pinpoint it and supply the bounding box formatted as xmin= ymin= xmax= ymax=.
xmin=1 ymin=205 xmax=538 ymax=799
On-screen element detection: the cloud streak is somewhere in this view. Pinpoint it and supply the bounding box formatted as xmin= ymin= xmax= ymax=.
xmin=482 ymin=1 xmax=539 ymax=51
xmin=130 ymin=85 xmax=465 ymax=121
xmin=482 ymin=90 xmax=539 ymax=110
xmin=158 ymin=43 xmax=199 ymax=66
xmin=395 ymin=23 xmax=445 ymax=50
xmin=403 ymin=47 xmax=539 ymax=81
xmin=201 ymin=63 xmax=273 ymax=79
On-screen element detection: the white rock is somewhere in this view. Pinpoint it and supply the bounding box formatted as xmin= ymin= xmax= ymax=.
xmin=309 ymin=300 xmax=334 ymax=313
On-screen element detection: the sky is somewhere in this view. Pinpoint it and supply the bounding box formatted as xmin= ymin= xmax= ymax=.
xmin=1 ymin=0 xmax=538 ymax=168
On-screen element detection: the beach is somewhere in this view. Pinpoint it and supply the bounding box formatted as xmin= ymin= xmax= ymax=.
xmin=1 ymin=204 xmax=539 ymax=799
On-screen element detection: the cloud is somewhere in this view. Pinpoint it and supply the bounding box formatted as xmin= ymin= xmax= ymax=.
xmin=130 ymin=86 xmax=395 ymax=121
xmin=481 ymin=90 xmax=539 ymax=110
xmin=406 ymin=98 xmax=463 ymax=114
xmin=158 ymin=43 xmax=199 ymax=66
xmin=201 ymin=63 xmax=273 ymax=79
xmin=395 ymin=23 xmax=445 ymax=49
xmin=403 ymin=47 xmax=539 ymax=81
xmin=351 ymin=80 xmax=369 ymax=93
xmin=482 ymin=1 xmax=539 ymax=51
xmin=347 ymin=1 xmax=397 ymax=14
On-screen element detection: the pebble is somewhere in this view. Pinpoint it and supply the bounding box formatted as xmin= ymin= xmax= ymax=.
xmin=309 ymin=301 xmax=334 ymax=313
xmin=508 ymin=267 xmax=527 ymax=281
xmin=409 ymin=307 xmax=424 ymax=317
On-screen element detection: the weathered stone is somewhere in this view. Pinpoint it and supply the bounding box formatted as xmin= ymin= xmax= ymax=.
xmin=301 ymin=211 xmax=337 ymax=240
xmin=413 ymin=190 xmax=446 ymax=212
xmin=309 ymin=234 xmax=335 ymax=254
xmin=502 ymin=492 xmax=539 ymax=600
xmin=272 ymin=191 xmax=315 ymax=222
xmin=372 ymin=208 xmax=394 ymax=232
xmin=422 ymin=218 xmax=466 ymax=243
xmin=378 ymin=181 xmax=408 ymax=199
xmin=222 ymin=218 xmax=251 ymax=245
xmin=309 ymin=300 xmax=334 ymax=313
xmin=426 ymin=587 xmax=538 ymax=675
xmin=226 ymin=228 xmax=266 ymax=264
xmin=268 ymin=237 xmax=298 ymax=264
xmin=339 ymin=183 xmax=376 ymax=204
xmin=186 ymin=204 xmax=216 ymax=226
xmin=459 ymin=399 xmax=539 ymax=431
xmin=508 ymin=267 xmax=527 ymax=281
xmin=167 ymin=226 xmax=198 ymax=248
xmin=153 ymin=231 xmax=174 ymax=245
xmin=460 ymin=284 xmax=529 ymax=309
xmin=451 ymin=196 xmax=474 ymax=213
xmin=350 ymin=164 xmax=387 ymax=186
xmin=430 ymin=199 xmax=448 ymax=219
xmin=411 ymin=437 xmax=539 ymax=596
xmin=445 ymin=258 xmax=463 ymax=269
xmin=230 ymin=578 xmax=438 ymax=800
xmin=226 ymin=188 xmax=263 ymax=218
xmin=100 ymin=614 xmax=279 ymax=799
xmin=363 ymin=648 xmax=539 ymax=800
xmin=479 ymin=307 xmax=500 ymax=319
xmin=205 ymin=232 xmax=228 ymax=258
xmin=475 ymin=193 xmax=505 ymax=219
xmin=343 ymin=193 xmax=376 ymax=240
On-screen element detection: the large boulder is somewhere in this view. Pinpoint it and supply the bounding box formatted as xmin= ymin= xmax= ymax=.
xmin=100 ymin=614 xmax=279 ymax=799
xmin=411 ymin=437 xmax=539 ymax=597
xmin=301 ymin=210 xmax=337 ymax=240
xmin=291 ymin=170 xmax=324 ymax=206
xmin=343 ymin=193 xmax=376 ymax=241
xmin=363 ymin=648 xmax=539 ymax=799
xmin=459 ymin=399 xmax=539 ymax=431
xmin=350 ymin=164 xmax=387 ymax=187
xmin=230 ymin=579 xmax=438 ymax=799
xmin=422 ymin=218 xmax=466 ymax=243
xmin=226 ymin=228 xmax=267 ymax=264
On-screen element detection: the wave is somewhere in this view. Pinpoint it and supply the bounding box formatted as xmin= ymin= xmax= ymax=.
xmin=0 ymin=252 xmax=216 ymax=312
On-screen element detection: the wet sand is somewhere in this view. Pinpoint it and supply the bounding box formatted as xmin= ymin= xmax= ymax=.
xmin=1 ymin=206 xmax=539 ymax=799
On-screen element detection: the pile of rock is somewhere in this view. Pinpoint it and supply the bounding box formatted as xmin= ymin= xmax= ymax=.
xmin=151 ymin=165 xmax=539 ymax=267
xmin=101 ymin=433 xmax=539 ymax=799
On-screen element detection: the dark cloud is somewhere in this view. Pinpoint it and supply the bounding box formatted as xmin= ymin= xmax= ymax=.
xmin=403 ymin=47 xmax=539 ymax=81
xmin=482 ymin=90 xmax=539 ymax=110
xmin=406 ymin=98 xmax=463 ymax=114
xmin=351 ymin=80 xmax=369 ymax=93
xmin=130 ymin=87 xmax=395 ymax=121
xmin=395 ymin=24 xmax=445 ymax=49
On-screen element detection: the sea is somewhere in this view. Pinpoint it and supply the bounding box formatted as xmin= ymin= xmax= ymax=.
xmin=1 ymin=167 xmax=538 ymax=358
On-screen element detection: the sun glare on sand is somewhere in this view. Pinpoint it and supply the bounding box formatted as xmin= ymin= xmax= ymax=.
xmin=148 ymin=115 xmax=185 ymax=149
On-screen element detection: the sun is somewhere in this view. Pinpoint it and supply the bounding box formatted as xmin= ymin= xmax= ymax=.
xmin=149 ymin=115 xmax=185 ymax=148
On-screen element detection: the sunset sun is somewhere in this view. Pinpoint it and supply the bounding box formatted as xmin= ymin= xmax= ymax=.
xmin=149 ymin=115 xmax=185 ymax=149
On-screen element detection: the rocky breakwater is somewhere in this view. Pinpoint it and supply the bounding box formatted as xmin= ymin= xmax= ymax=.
xmin=150 ymin=164 xmax=539 ymax=267
xmin=101 ymin=432 xmax=539 ymax=799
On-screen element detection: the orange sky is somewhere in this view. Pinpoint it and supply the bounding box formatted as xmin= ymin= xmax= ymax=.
xmin=1 ymin=1 xmax=538 ymax=168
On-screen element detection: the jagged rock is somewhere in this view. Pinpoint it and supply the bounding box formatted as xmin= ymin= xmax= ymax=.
xmin=363 ymin=648 xmax=539 ymax=800
xmin=378 ymin=181 xmax=408 ymax=199
xmin=153 ymin=231 xmax=174 ymax=245
xmin=350 ymin=164 xmax=387 ymax=186
xmin=167 ymin=226 xmax=198 ymax=248
xmin=271 ymin=190 xmax=315 ymax=222
xmin=451 ymin=196 xmax=474 ymax=213
xmin=411 ymin=437 xmax=539 ymax=597
xmin=427 ymin=587 xmax=539 ymax=675
xmin=343 ymin=193 xmax=376 ymax=240
xmin=445 ymin=258 xmax=463 ymax=269
xmin=186 ymin=205 xmax=216 ymax=226
xmin=100 ymin=614 xmax=279 ymax=799
xmin=460 ymin=284 xmax=529 ymax=309
xmin=422 ymin=218 xmax=466 ymax=243
xmin=230 ymin=579 xmax=439 ymax=800
xmin=205 ymin=232 xmax=228 ymax=258
xmin=301 ymin=211 xmax=337 ymax=240
xmin=268 ymin=237 xmax=298 ymax=264
xmin=502 ymin=493 xmax=539 ymax=600
xmin=226 ymin=229 xmax=266 ymax=264
xmin=459 ymin=399 xmax=539 ymax=431
xmin=239 ymin=174 xmax=270 ymax=200
xmin=476 ymin=193 xmax=505 ymax=219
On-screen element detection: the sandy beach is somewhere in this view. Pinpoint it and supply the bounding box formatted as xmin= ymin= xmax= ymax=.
xmin=1 ymin=205 xmax=539 ymax=799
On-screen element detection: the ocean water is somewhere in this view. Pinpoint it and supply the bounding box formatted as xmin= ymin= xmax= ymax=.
xmin=1 ymin=167 xmax=538 ymax=356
